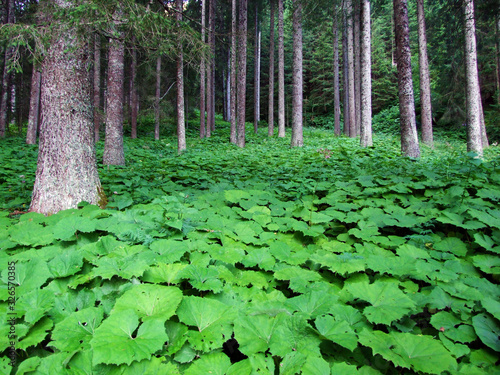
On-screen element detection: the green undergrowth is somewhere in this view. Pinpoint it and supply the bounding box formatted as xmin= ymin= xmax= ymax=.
xmin=0 ymin=126 xmax=500 ymax=374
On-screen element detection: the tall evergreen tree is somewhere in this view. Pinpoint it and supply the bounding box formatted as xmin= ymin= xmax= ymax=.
xmin=346 ymin=0 xmax=356 ymax=137
xmin=200 ymin=0 xmax=207 ymax=138
xmin=268 ymin=0 xmax=276 ymax=137
xmin=177 ymin=0 xmax=186 ymax=152
xmin=333 ymin=4 xmax=341 ymax=136
xmin=0 ymin=0 xmax=14 ymax=137
xmin=230 ymin=0 xmax=237 ymax=143
xmin=237 ymin=0 xmax=248 ymax=148
xmin=291 ymin=0 xmax=303 ymax=147
xmin=360 ymin=0 xmax=372 ymax=147
xmin=277 ymin=0 xmax=285 ymax=137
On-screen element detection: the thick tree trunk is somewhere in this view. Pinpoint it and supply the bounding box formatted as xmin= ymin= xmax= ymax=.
xmin=354 ymin=0 xmax=361 ymax=136
xmin=394 ymin=0 xmax=420 ymax=158
xmin=346 ymin=0 xmax=356 ymax=138
xmin=416 ymin=0 xmax=433 ymax=147
xmin=333 ymin=5 xmax=341 ymax=136
xmin=130 ymin=38 xmax=138 ymax=139
xmin=230 ymin=0 xmax=237 ymax=143
xmin=464 ymin=0 xmax=482 ymax=155
xmin=268 ymin=0 xmax=275 ymax=137
xmin=30 ymin=0 xmax=104 ymax=214
xmin=200 ymin=0 xmax=206 ymax=138
xmin=103 ymin=7 xmax=126 ymax=165
xmin=360 ymin=0 xmax=372 ymax=147
xmin=94 ymin=33 xmax=102 ymax=142
xmin=26 ymin=67 xmax=41 ymax=145
xmin=154 ymin=55 xmax=161 ymax=141
xmin=254 ymin=4 xmax=261 ymax=133
xmin=277 ymin=0 xmax=285 ymax=137
xmin=237 ymin=0 xmax=248 ymax=148
xmin=290 ymin=0 xmax=303 ymax=147
xmin=177 ymin=0 xmax=186 ymax=152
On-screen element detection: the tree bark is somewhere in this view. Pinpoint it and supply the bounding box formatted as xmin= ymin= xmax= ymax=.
xmin=416 ymin=0 xmax=433 ymax=147
xmin=464 ymin=0 xmax=482 ymax=155
xmin=30 ymin=0 xmax=104 ymax=214
xmin=103 ymin=6 xmax=126 ymax=165
xmin=237 ymin=0 xmax=248 ymax=148
xmin=177 ymin=0 xmax=186 ymax=152
xmin=290 ymin=0 xmax=303 ymax=147
xmin=130 ymin=37 xmax=138 ymax=139
xmin=94 ymin=33 xmax=102 ymax=142
xmin=208 ymin=0 xmax=216 ymax=133
xmin=354 ymin=0 xmax=361 ymax=136
xmin=333 ymin=4 xmax=341 ymax=136
xmin=346 ymin=0 xmax=356 ymax=138
xmin=230 ymin=0 xmax=237 ymax=143
xmin=277 ymin=0 xmax=285 ymax=137
xmin=496 ymin=11 xmax=500 ymax=106
xmin=268 ymin=0 xmax=275 ymax=137
xmin=360 ymin=0 xmax=372 ymax=147
xmin=26 ymin=66 xmax=41 ymax=145
xmin=0 ymin=0 xmax=14 ymax=138
xmin=394 ymin=0 xmax=420 ymax=158
xmin=154 ymin=55 xmax=161 ymax=141
xmin=200 ymin=0 xmax=206 ymax=138
xmin=254 ymin=4 xmax=261 ymax=133
xmin=343 ymin=4 xmax=350 ymax=136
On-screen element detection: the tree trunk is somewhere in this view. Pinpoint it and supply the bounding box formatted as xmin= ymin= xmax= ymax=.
xmin=103 ymin=6 xmax=126 ymax=165
xmin=94 ymin=33 xmax=102 ymax=142
xmin=360 ymin=0 xmax=372 ymax=147
xmin=416 ymin=0 xmax=433 ymax=147
xmin=230 ymin=0 xmax=237 ymax=143
xmin=130 ymin=37 xmax=138 ymax=139
xmin=354 ymin=0 xmax=361 ymax=136
xmin=394 ymin=0 xmax=420 ymax=158
xmin=200 ymin=0 xmax=206 ymax=138
xmin=177 ymin=0 xmax=186 ymax=152
xmin=154 ymin=55 xmax=161 ymax=141
xmin=346 ymin=0 xmax=356 ymax=138
xmin=268 ymin=0 xmax=275 ymax=137
xmin=30 ymin=0 xmax=104 ymax=214
xmin=26 ymin=67 xmax=41 ymax=145
xmin=333 ymin=4 xmax=341 ymax=136
xmin=237 ymin=0 xmax=248 ymax=148
xmin=277 ymin=0 xmax=285 ymax=137
xmin=463 ymin=0 xmax=482 ymax=155
xmin=343 ymin=5 xmax=350 ymax=136
xmin=290 ymin=0 xmax=303 ymax=147
xmin=0 ymin=0 xmax=14 ymax=138
xmin=496 ymin=11 xmax=500 ymax=106
xmin=254 ymin=4 xmax=261 ymax=133
xmin=209 ymin=0 xmax=216 ymax=133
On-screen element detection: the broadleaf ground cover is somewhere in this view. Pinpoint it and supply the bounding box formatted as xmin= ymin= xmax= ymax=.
xmin=1 ymin=123 xmax=499 ymax=374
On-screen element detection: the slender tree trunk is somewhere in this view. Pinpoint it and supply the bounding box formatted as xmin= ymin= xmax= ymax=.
xmin=496 ymin=11 xmax=500 ymax=106
xmin=394 ymin=0 xmax=420 ymax=158
xmin=0 ymin=0 xmax=14 ymax=138
xmin=332 ymin=5 xmax=341 ymax=136
xmin=416 ymin=0 xmax=433 ymax=147
xmin=30 ymin=0 xmax=104 ymax=214
xmin=103 ymin=6 xmax=126 ymax=165
xmin=226 ymin=52 xmax=230 ymax=121
xmin=343 ymin=5 xmax=350 ymax=136
xmin=237 ymin=0 xmax=248 ymax=148
xmin=230 ymin=0 xmax=237 ymax=143
xmin=130 ymin=37 xmax=138 ymax=139
xmin=209 ymin=0 xmax=216 ymax=132
xmin=479 ymin=97 xmax=488 ymax=147
xmin=26 ymin=67 xmax=41 ymax=145
xmin=464 ymin=0 xmax=482 ymax=155
xmin=360 ymin=0 xmax=372 ymax=147
xmin=354 ymin=0 xmax=361 ymax=136
xmin=200 ymin=0 xmax=206 ymax=138
xmin=177 ymin=0 xmax=186 ymax=152
xmin=277 ymin=0 xmax=286 ymax=137
xmin=154 ymin=55 xmax=161 ymax=141
xmin=346 ymin=0 xmax=356 ymax=137
xmin=254 ymin=4 xmax=261 ymax=133
xmin=94 ymin=33 xmax=102 ymax=142
xmin=268 ymin=0 xmax=275 ymax=137
xmin=291 ymin=0 xmax=303 ymax=147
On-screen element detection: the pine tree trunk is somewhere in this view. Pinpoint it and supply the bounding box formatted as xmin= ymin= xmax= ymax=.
xmin=0 ymin=0 xmax=14 ymax=138
xmin=343 ymin=6 xmax=350 ymax=137
xmin=230 ymin=0 xmax=237 ymax=144
xmin=496 ymin=12 xmax=500 ymax=106
xmin=277 ymin=0 xmax=286 ymax=137
xmin=290 ymin=0 xmax=303 ymax=147
xmin=200 ymin=0 xmax=206 ymax=138
xmin=237 ymin=0 xmax=248 ymax=148
xmin=394 ymin=0 xmax=420 ymax=158
xmin=416 ymin=0 xmax=433 ymax=147
xmin=360 ymin=0 xmax=372 ymax=147
xmin=333 ymin=5 xmax=341 ymax=136
xmin=268 ymin=0 xmax=275 ymax=137
xmin=103 ymin=6 xmax=126 ymax=165
xmin=30 ymin=0 xmax=104 ymax=214
xmin=130 ymin=37 xmax=138 ymax=139
xmin=464 ymin=0 xmax=482 ymax=155
xmin=154 ymin=55 xmax=161 ymax=141
xmin=346 ymin=0 xmax=356 ymax=138
xmin=209 ymin=0 xmax=216 ymax=132
xmin=254 ymin=4 xmax=261 ymax=133
xmin=94 ymin=33 xmax=102 ymax=142
xmin=354 ymin=0 xmax=361 ymax=136
xmin=26 ymin=67 xmax=41 ymax=145
xmin=177 ymin=0 xmax=186 ymax=152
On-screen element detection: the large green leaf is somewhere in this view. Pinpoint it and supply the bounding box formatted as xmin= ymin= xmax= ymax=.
xmin=315 ymin=315 xmax=358 ymax=351
xmin=184 ymin=351 xmax=231 ymax=375
xmin=472 ymin=314 xmax=500 ymax=352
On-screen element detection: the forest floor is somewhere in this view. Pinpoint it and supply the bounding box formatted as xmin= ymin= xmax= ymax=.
xmin=0 ymin=122 xmax=499 ymax=374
